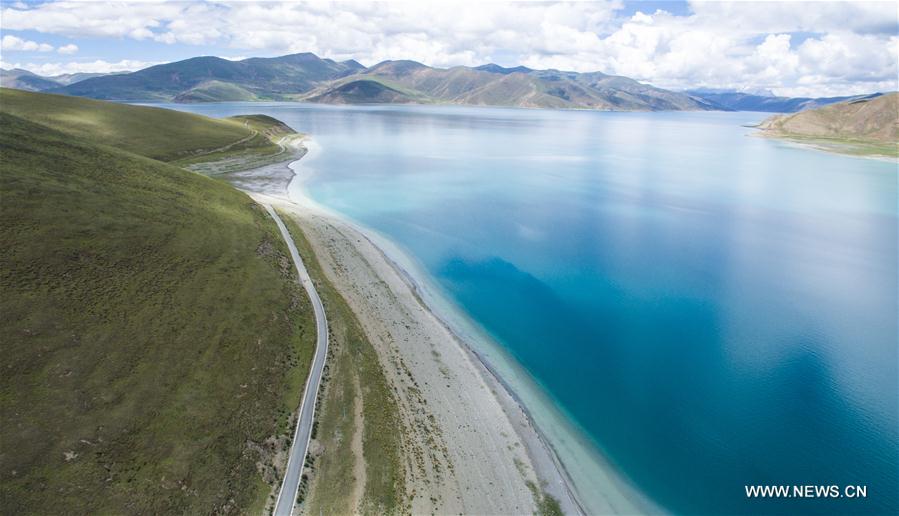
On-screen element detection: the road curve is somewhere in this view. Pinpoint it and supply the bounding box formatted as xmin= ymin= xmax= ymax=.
xmin=264 ymin=204 xmax=329 ymax=516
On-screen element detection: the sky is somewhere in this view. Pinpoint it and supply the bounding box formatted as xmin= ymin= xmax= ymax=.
xmin=0 ymin=0 xmax=896 ymax=97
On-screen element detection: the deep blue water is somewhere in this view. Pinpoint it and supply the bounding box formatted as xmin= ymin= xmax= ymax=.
xmin=163 ymin=103 xmax=897 ymax=515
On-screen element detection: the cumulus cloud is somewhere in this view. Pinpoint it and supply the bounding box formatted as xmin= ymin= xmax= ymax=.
xmin=1 ymin=35 xmax=54 ymax=52
xmin=1 ymin=1 xmax=183 ymax=39
xmin=686 ymin=1 xmax=898 ymax=36
xmin=57 ymin=43 xmax=78 ymax=54
xmin=0 ymin=0 xmax=895 ymax=97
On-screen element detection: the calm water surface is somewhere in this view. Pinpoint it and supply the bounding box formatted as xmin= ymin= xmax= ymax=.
xmin=164 ymin=103 xmax=897 ymax=515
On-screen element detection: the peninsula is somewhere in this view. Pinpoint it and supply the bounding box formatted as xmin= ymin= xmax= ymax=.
xmin=757 ymin=92 xmax=898 ymax=158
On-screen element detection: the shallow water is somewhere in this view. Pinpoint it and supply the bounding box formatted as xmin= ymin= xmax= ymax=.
xmin=162 ymin=102 xmax=898 ymax=515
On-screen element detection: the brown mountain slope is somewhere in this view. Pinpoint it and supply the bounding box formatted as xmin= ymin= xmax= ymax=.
xmin=761 ymin=93 xmax=897 ymax=141
xmin=758 ymin=92 xmax=898 ymax=157
xmin=298 ymin=59 xmax=715 ymax=111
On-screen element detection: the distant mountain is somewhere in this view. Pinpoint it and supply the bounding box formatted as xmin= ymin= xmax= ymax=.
xmin=303 ymin=59 xmax=717 ymax=110
xmin=305 ymin=78 xmax=422 ymax=104
xmin=51 ymin=52 xmax=714 ymax=111
xmin=46 ymin=72 xmax=110 ymax=85
xmin=474 ymin=64 xmax=533 ymax=75
xmin=0 ymin=68 xmax=119 ymax=91
xmin=54 ymin=53 xmax=365 ymax=101
xmin=20 ymin=54 xmax=887 ymax=113
xmin=0 ymin=69 xmax=62 ymax=92
xmin=688 ymin=90 xmax=883 ymax=113
xmin=757 ymin=92 xmax=898 ymax=157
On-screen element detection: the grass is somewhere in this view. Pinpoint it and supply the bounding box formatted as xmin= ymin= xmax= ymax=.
xmin=172 ymin=115 xmax=292 ymax=166
xmin=0 ymin=106 xmax=315 ymax=513
xmin=280 ymin=213 xmax=407 ymax=514
xmin=176 ymin=115 xmax=305 ymax=176
xmin=524 ymin=480 xmax=564 ymax=516
xmin=175 ymin=81 xmax=260 ymax=102
xmin=773 ymin=133 xmax=898 ymax=158
xmin=0 ymin=88 xmax=253 ymax=161
xmin=1 ymin=87 xmax=304 ymax=176
xmin=298 ymin=75 xmax=433 ymax=104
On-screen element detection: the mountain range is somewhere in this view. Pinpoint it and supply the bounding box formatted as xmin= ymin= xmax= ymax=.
xmin=31 ymin=52 xmax=711 ymax=111
xmin=300 ymin=58 xmax=717 ymax=110
xmin=2 ymin=52 xmax=886 ymax=113
xmin=686 ymin=89 xmax=884 ymax=113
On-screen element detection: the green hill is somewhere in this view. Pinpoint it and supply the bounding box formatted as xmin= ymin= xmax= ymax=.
xmin=0 ymin=94 xmax=315 ymax=513
xmin=1 ymin=89 xmax=263 ymax=161
xmin=173 ymin=80 xmax=260 ymax=102
xmin=306 ymin=78 xmax=420 ymax=104
xmin=0 ymin=89 xmax=299 ymax=173
xmin=759 ymin=92 xmax=898 ymax=157
xmin=54 ymin=53 xmax=362 ymax=101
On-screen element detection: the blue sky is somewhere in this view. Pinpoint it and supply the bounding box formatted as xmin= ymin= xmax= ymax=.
xmin=1 ymin=1 xmax=896 ymax=97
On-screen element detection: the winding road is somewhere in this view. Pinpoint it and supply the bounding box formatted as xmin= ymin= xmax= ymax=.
xmin=264 ymin=204 xmax=329 ymax=516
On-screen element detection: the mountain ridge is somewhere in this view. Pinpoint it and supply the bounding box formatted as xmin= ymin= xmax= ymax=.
xmin=46 ymin=52 xmax=713 ymax=111
xmin=51 ymin=53 xmax=363 ymax=101
xmin=0 ymin=68 xmax=117 ymax=91
xmin=688 ymin=90 xmax=884 ymax=113
xmin=5 ymin=52 xmax=883 ymax=112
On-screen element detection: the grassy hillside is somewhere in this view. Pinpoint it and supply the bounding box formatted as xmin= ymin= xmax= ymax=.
xmin=759 ymin=92 xmax=898 ymax=157
xmin=306 ymin=78 xmax=420 ymax=104
xmin=0 ymin=105 xmax=315 ymax=512
xmin=0 ymin=88 xmax=299 ymax=172
xmin=1 ymin=88 xmax=260 ymax=161
xmin=176 ymin=114 xmax=305 ymax=176
xmin=173 ymin=80 xmax=260 ymax=102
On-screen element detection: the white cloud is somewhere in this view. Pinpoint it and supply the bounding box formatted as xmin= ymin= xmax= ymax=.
xmin=57 ymin=43 xmax=78 ymax=54
xmin=1 ymin=1 xmax=182 ymax=39
xmin=0 ymin=1 xmax=895 ymax=97
xmin=1 ymin=59 xmax=158 ymax=76
xmin=686 ymin=1 xmax=898 ymax=36
xmin=1 ymin=35 xmax=54 ymax=52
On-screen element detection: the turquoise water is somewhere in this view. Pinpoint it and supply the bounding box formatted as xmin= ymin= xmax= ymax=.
xmin=163 ymin=103 xmax=897 ymax=515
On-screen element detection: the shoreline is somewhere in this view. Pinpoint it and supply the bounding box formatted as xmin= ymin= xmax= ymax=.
xmin=749 ymin=128 xmax=898 ymax=163
xmin=239 ymin=137 xmax=657 ymax=514
xmin=297 ymin=191 xmax=592 ymax=515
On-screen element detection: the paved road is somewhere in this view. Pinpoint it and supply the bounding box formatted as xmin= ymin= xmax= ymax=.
xmin=265 ymin=205 xmax=329 ymax=516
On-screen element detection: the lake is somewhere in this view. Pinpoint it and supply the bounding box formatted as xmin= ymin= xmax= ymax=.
xmin=162 ymin=102 xmax=898 ymax=515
